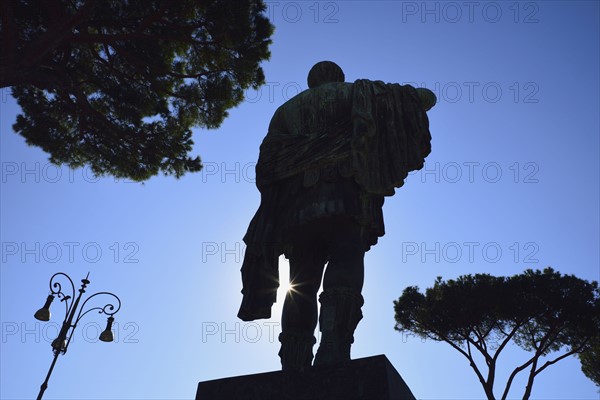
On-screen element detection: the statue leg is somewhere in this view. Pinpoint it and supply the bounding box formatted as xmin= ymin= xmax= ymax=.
xmin=314 ymin=217 xmax=365 ymax=366
xmin=279 ymin=228 xmax=327 ymax=371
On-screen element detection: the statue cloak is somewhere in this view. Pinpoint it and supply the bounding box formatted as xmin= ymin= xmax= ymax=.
xmin=238 ymin=79 xmax=432 ymax=321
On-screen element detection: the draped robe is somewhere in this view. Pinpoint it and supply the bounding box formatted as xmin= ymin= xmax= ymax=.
xmin=238 ymin=79 xmax=432 ymax=321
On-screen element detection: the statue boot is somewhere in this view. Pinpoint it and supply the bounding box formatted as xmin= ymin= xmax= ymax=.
xmin=278 ymin=331 xmax=316 ymax=371
xmin=313 ymin=287 xmax=364 ymax=366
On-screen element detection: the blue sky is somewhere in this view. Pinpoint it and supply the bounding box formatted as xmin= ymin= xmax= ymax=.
xmin=1 ymin=1 xmax=599 ymax=399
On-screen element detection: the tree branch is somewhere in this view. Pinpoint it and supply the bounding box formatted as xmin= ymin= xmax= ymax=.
xmin=534 ymin=343 xmax=587 ymax=377
xmin=493 ymin=323 xmax=521 ymax=363
xmin=466 ymin=333 xmax=493 ymax=365
xmin=522 ymin=353 xmax=539 ymax=400
xmin=500 ymin=354 xmax=537 ymax=400
xmin=473 ymin=328 xmax=488 ymax=354
xmin=457 ymin=333 xmax=495 ymax=400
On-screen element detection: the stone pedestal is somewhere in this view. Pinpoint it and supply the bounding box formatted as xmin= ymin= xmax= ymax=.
xmin=196 ymin=354 xmax=416 ymax=400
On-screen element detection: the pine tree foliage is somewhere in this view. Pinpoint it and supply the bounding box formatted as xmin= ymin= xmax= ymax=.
xmin=394 ymin=268 xmax=600 ymax=399
xmin=1 ymin=0 xmax=273 ymax=181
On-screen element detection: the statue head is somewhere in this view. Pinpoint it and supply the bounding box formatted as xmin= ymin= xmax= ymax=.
xmin=307 ymin=61 xmax=345 ymax=88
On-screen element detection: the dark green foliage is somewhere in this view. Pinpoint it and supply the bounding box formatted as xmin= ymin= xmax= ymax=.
xmin=394 ymin=268 xmax=600 ymax=400
xmin=579 ymin=329 xmax=600 ymax=387
xmin=1 ymin=0 xmax=273 ymax=181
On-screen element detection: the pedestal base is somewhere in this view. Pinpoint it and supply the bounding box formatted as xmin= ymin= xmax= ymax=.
xmin=196 ymin=354 xmax=416 ymax=400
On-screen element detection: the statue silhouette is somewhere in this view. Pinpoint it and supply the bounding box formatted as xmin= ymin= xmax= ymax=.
xmin=238 ymin=61 xmax=435 ymax=370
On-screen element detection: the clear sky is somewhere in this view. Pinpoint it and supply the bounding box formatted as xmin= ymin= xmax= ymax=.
xmin=1 ymin=1 xmax=599 ymax=399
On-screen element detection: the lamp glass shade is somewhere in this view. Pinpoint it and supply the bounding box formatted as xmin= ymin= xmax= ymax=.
xmin=34 ymin=308 xmax=50 ymax=322
xmin=99 ymin=317 xmax=114 ymax=342
xmin=34 ymin=295 xmax=54 ymax=321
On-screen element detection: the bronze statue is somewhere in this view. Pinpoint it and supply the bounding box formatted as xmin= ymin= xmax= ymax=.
xmin=238 ymin=61 xmax=435 ymax=370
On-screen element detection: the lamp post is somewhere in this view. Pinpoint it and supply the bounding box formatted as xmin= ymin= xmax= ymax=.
xmin=33 ymin=272 xmax=121 ymax=400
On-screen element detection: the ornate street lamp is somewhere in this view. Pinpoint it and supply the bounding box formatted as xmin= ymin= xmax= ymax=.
xmin=33 ymin=272 xmax=121 ymax=400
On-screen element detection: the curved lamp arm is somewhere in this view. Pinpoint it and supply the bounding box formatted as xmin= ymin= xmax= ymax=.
xmin=48 ymin=273 xmax=75 ymax=320
xmin=75 ymin=291 xmax=122 ymax=323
